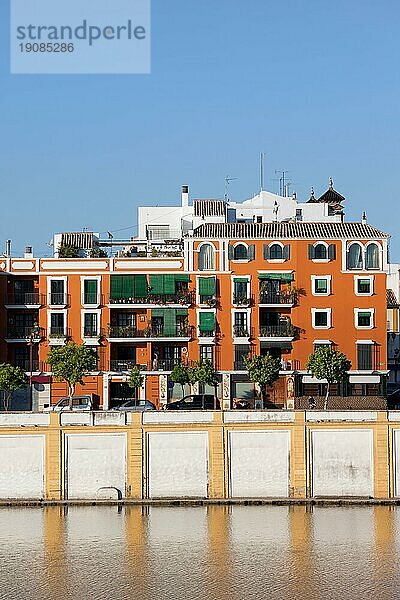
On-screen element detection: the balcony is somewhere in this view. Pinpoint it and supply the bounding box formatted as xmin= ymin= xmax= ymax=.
xmin=108 ymin=292 xmax=193 ymax=307
xmin=14 ymin=359 xmax=40 ymax=372
xmin=48 ymin=327 xmax=71 ymax=345
xmin=233 ymin=325 xmax=250 ymax=338
xmin=108 ymin=324 xmax=194 ymax=340
xmin=5 ymin=292 xmax=44 ymax=308
xmin=232 ymin=295 xmax=253 ymax=307
xmin=197 ymin=329 xmax=215 ymax=339
xmin=258 ymin=291 xmax=296 ymax=306
xmin=5 ymin=326 xmax=44 ymax=343
xmin=259 ymin=323 xmax=296 ymax=340
xmin=48 ymin=293 xmax=70 ymax=307
xmin=199 ymin=295 xmax=217 ymax=307
xmin=234 ymin=360 xmax=248 ymax=371
xmin=109 ymin=359 xmax=144 ymax=372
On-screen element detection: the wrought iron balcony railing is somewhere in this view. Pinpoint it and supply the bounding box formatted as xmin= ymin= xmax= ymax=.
xmin=233 ymin=325 xmax=250 ymax=337
xmin=6 ymin=292 xmax=44 ymax=306
xmin=6 ymin=326 xmax=44 ymax=340
xmin=109 ymin=292 xmax=193 ymax=305
xmin=259 ymin=292 xmax=296 ymax=305
xmin=259 ymin=323 xmax=296 ymax=338
xmin=108 ymin=324 xmax=194 ymax=338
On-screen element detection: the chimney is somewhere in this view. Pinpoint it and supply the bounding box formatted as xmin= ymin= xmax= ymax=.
xmin=5 ymin=240 xmax=11 ymax=257
xmin=362 ymin=211 xmax=367 ymax=225
xmin=24 ymin=246 xmax=33 ymax=259
xmin=181 ymin=185 xmax=189 ymax=208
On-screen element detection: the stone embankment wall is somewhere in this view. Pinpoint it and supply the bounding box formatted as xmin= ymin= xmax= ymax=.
xmin=0 ymin=410 xmax=397 ymax=501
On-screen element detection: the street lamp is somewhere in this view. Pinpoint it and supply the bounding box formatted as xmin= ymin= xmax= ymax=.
xmin=28 ymin=322 xmax=41 ymax=411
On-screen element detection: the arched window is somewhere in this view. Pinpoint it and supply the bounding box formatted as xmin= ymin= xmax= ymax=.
xmin=347 ymin=243 xmax=363 ymax=270
xmin=233 ymin=244 xmax=248 ymax=260
xmin=365 ymin=243 xmax=380 ymax=270
xmin=269 ymin=244 xmax=283 ymax=260
xmin=198 ymin=244 xmax=215 ymax=271
xmin=314 ymin=243 xmax=327 ymax=260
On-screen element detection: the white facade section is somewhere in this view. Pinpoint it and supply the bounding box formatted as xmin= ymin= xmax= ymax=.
xmin=66 ymin=433 xmax=126 ymax=499
xmin=229 ymin=430 xmax=290 ymax=497
xmin=393 ymin=429 xmax=400 ymax=496
xmin=311 ymin=429 xmax=374 ymax=497
xmin=147 ymin=431 xmax=208 ymax=498
xmin=0 ymin=435 xmax=45 ymax=499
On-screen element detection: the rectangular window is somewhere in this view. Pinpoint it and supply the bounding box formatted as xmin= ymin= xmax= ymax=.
xmin=50 ymin=312 xmax=65 ymax=336
xmin=83 ymin=280 xmax=98 ymax=305
xmin=198 ymin=277 xmax=216 ymax=304
xmin=357 ymin=278 xmax=371 ymax=294
xmin=200 ymin=345 xmax=213 ymax=363
xmin=84 ymin=313 xmax=98 ymax=337
xmin=357 ymin=311 xmax=372 ymax=327
xmin=233 ymin=312 xmax=248 ymax=336
xmin=199 ymin=312 xmax=215 ymax=335
xmin=314 ymin=311 xmax=328 ymax=327
xmin=234 ymin=345 xmax=250 ymax=370
xmin=50 ymin=280 xmax=65 ymax=305
xmin=357 ymin=344 xmax=372 ymax=370
xmin=314 ymin=278 xmax=328 ymax=294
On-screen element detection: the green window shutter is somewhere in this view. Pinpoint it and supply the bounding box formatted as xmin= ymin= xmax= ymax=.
xmin=233 ymin=277 xmax=248 ymax=283
xmin=175 ymin=274 xmax=190 ymax=282
xmin=121 ymin=276 xmax=135 ymax=299
xmin=263 ymin=245 xmax=270 ymax=260
xmin=163 ymin=274 xmax=176 ymax=294
xmin=199 ymin=277 xmax=216 ymax=295
xmin=199 ymin=312 xmax=215 ymax=332
xmin=281 ymin=273 xmax=294 ymax=282
xmin=228 ymin=245 xmax=234 ymax=260
xmin=283 ymin=244 xmax=291 ymax=260
xmin=134 ymin=275 xmax=148 ymax=298
xmin=248 ymin=244 xmax=255 ymax=260
xmin=84 ymin=279 xmax=97 ymax=303
xmin=163 ymin=309 xmax=177 ymax=335
xmin=110 ymin=275 xmax=123 ymax=299
xmin=149 ymin=275 xmax=164 ymax=294
xmin=258 ymin=273 xmax=293 ymax=281
xmin=308 ymin=244 xmax=315 ymax=260
xmin=151 ymin=309 xmax=164 ymax=318
xmin=328 ymin=244 xmax=336 ymax=260
xmin=176 ymin=308 xmax=188 ymax=316
xmin=358 ymin=311 xmax=371 ymax=318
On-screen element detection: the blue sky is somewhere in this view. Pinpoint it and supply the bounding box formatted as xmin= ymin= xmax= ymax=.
xmin=0 ymin=0 xmax=399 ymax=259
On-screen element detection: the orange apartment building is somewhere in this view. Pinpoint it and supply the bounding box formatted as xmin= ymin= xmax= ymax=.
xmin=0 ymin=183 xmax=392 ymax=410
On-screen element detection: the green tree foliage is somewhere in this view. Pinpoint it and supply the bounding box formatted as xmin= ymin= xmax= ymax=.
xmin=190 ymin=360 xmax=219 ymax=408
xmin=47 ymin=343 xmax=98 ymax=410
xmin=244 ymin=354 xmax=281 ymax=407
xmin=0 ymin=364 xmax=28 ymax=411
xmin=306 ymin=346 xmax=351 ymax=409
xmin=89 ymin=247 xmax=108 ymax=258
xmin=127 ymin=366 xmax=144 ymax=396
xmin=58 ymin=244 xmax=80 ymax=258
xmin=170 ymin=363 xmax=191 ymax=397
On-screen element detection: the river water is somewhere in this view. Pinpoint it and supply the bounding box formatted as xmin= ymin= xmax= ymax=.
xmin=1 ymin=505 xmax=399 ymax=600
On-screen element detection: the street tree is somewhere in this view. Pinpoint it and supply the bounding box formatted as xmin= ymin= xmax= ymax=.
xmin=190 ymin=360 xmax=219 ymax=408
xmin=244 ymin=354 xmax=281 ymax=408
xmin=170 ymin=363 xmax=191 ymax=398
xmin=47 ymin=343 xmax=98 ymax=410
xmin=0 ymin=364 xmax=28 ymax=411
xmin=127 ymin=366 xmax=144 ymax=397
xmin=306 ymin=346 xmax=351 ymax=409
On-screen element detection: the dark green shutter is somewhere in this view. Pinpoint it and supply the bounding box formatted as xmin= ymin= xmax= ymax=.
xmin=176 ymin=308 xmax=188 ymax=316
xmin=175 ymin=274 xmax=190 ymax=282
xmin=121 ymin=276 xmax=135 ymax=299
xmin=258 ymin=273 xmax=294 ymax=281
xmin=199 ymin=312 xmax=215 ymax=332
xmin=283 ymin=244 xmax=291 ymax=260
xmin=198 ymin=277 xmax=216 ymax=295
xmin=233 ymin=277 xmax=248 ymax=283
xmin=110 ymin=276 xmax=123 ymax=299
xmin=163 ymin=309 xmax=176 ymax=336
xmin=228 ymin=245 xmax=234 ymax=260
xmin=84 ymin=279 xmax=97 ymax=303
xmin=308 ymin=245 xmax=315 ymax=259
xmin=263 ymin=245 xmax=270 ymax=260
xmin=328 ymin=244 xmax=336 ymax=260
xmin=248 ymin=244 xmax=255 ymax=260
xmin=134 ymin=275 xmax=148 ymax=298
xmin=149 ymin=275 xmax=164 ymax=294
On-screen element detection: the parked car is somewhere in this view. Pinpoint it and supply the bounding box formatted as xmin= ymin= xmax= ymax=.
xmin=44 ymin=394 xmax=100 ymax=412
xmin=166 ymin=394 xmax=220 ymax=410
xmin=112 ymin=399 xmax=156 ymax=411
xmin=387 ymin=388 xmax=400 ymax=410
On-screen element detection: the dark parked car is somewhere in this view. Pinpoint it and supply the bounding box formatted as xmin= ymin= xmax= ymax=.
xmin=166 ymin=394 xmax=220 ymax=410
xmin=387 ymin=389 xmax=400 ymax=410
xmin=113 ymin=399 xmax=156 ymax=412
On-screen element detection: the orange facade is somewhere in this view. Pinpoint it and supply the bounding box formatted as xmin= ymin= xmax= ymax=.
xmin=0 ymin=225 xmax=389 ymax=409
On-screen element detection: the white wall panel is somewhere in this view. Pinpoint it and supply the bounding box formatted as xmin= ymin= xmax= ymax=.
xmin=392 ymin=429 xmax=400 ymax=497
xmin=0 ymin=435 xmax=44 ymax=499
xmin=311 ymin=429 xmax=373 ymax=497
xmin=147 ymin=432 xmax=208 ymax=498
xmin=229 ymin=430 xmax=290 ymax=498
xmin=66 ymin=433 xmax=126 ymax=499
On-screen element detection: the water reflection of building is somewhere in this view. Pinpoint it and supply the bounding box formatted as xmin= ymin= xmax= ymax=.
xmin=206 ymin=505 xmax=232 ymax=600
xmin=43 ymin=507 xmax=68 ymax=597
xmin=124 ymin=505 xmax=151 ymax=600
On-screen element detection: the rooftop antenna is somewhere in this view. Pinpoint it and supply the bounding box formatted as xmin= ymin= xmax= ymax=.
xmin=274 ymin=170 xmax=289 ymax=196
xmin=260 ymin=152 xmax=267 ymax=192
xmin=224 ymin=175 xmax=238 ymax=201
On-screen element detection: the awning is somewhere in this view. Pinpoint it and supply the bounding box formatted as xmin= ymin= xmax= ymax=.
xmin=258 ymin=273 xmax=294 ymax=282
xmin=302 ymin=375 xmax=328 ymax=384
xmin=233 ymin=277 xmax=248 ymax=283
xmin=261 ymin=341 xmax=292 ymax=349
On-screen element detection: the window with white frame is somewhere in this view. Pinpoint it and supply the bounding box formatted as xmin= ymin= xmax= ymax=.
xmin=355 ymin=276 xmax=373 ymax=296
xmin=49 ymin=312 xmax=65 ymax=336
xmin=83 ymin=312 xmax=99 ymax=337
xmin=311 ymin=276 xmax=331 ymax=296
xmin=233 ymin=243 xmax=248 ymax=260
xmin=308 ymin=242 xmax=336 ymax=262
xmin=365 ymin=243 xmax=380 ymax=270
xmin=347 ymin=242 xmax=382 ymax=271
xmin=312 ymin=308 xmax=331 ymax=329
xmin=199 ymin=345 xmax=213 ymax=363
xmin=198 ymin=244 xmax=215 ymax=271
xmin=355 ymin=309 xmax=374 ymax=329
xmin=82 ymin=278 xmax=99 ymax=305
xmin=49 ymin=278 xmax=66 ymax=306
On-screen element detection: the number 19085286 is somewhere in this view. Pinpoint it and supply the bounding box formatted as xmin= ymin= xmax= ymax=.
xmin=19 ymin=43 xmax=75 ymax=52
